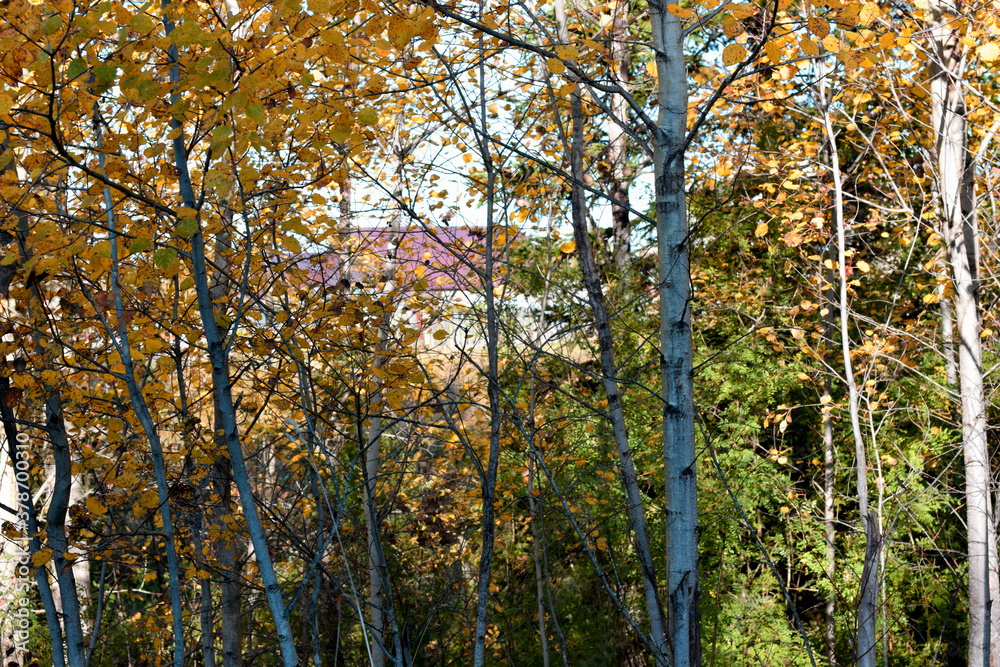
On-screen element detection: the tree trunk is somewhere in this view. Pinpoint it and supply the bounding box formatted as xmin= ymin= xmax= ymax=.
xmin=569 ymin=85 xmax=670 ymax=664
xmin=817 ymin=75 xmax=879 ymax=667
xmin=363 ymin=110 xmax=410 ymax=667
xmin=938 ymin=255 xmax=958 ymax=387
xmin=213 ymin=423 xmax=244 ymax=667
xmin=822 ymin=259 xmax=837 ymax=667
xmin=162 ymin=0 xmax=299 ymax=655
xmin=928 ymin=5 xmax=1000 ymax=665
xmin=607 ymin=0 xmax=632 ymax=273
xmin=68 ymin=472 xmax=91 ymax=637
xmin=100 ymin=119 xmax=186 ymax=667
xmin=44 ymin=393 xmax=87 ymax=666
xmin=528 ymin=449 xmax=550 ymax=667
xmin=0 ymin=378 xmax=66 ymax=667
xmin=649 ymin=0 xmax=700 ymax=663
xmin=472 ymin=32 xmax=503 ymax=662
xmin=0 ymin=134 xmax=65 ymax=666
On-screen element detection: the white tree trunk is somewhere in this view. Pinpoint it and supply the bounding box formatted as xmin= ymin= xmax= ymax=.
xmin=606 ymin=0 xmax=631 ymax=273
xmin=816 ymin=55 xmax=880 ymax=667
xmin=364 ymin=110 xmax=409 ymax=667
xmin=822 ymin=267 xmax=837 ymax=667
xmin=649 ymin=1 xmax=700 ymax=663
xmin=928 ymin=6 xmax=1000 ymax=665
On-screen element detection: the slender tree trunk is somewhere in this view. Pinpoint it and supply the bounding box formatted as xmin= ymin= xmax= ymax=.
xmin=569 ymin=85 xmax=670 ymax=664
xmin=607 ymin=0 xmax=632 ymax=273
xmin=526 ymin=279 xmax=552 ymax=667
xmin=928 ymin=6 xmax=1000 ymax=665
xmin=208 ymin=170 xmax=243 ymax=667
xmin=100 ymin=131 xmax=186 ymax=667
xmin=938 ymin=254 xmax=958 ymax=387
xmin=472 ymin=27 xmax=503 ymax=661
xmin=44 ymin=393 xmax=87 ymax=667
xmin=527 ymin=446 xmax=550 ymax=667
xmin=525 ymin=225 xmax=569 ymax=667
xmin=176 ymin=309 xmax=216 ymax=667
xmin=649 ymin=0 xmax=699 ymax=663
xmin=0 ymin=378 xmax=66 ymax=667
xmin=363 ymin=194 xmax=395 ymax=667
xmin=0 ymin=131 xmax=65 ymax=666
xmin=68 ymin=472 xmax=91 ymax=637
xmin=162 ymin=4 xmax=300 ymax=656
xmin=822 ymin=257 xmax=837 ymax=667
xmin=817 ymin=68 xmax=879 ymax=667
xmin=192 ymin=522 xmax=217 ymax=667
xmin=364 ymin=110 xmax=410 ymax=667
xmin=214 ymin=431 xmax=244 ymax=667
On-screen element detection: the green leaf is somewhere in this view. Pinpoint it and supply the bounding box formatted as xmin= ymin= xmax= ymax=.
xmin=93 ymin=64 xmax=118 ymax=94
xmin=128 ymin=237 xmax=152 ymax=254
xmin=356 ymin=107 xmax=378 ymax=126
xmin=129 ymin=13 xmax=155 ymax=34
xmin=329 ymin=124 xmax=352 ymax=143
xmin=176 ymin=218 xmax=198 ymax=239
xmin=92 ymin=240 xmax=112 ymax=259
xmin=246 ymin=104 xmax=266 ymax=126
xmin=44 ymin=16 xmax=63 ymax=35
xmin=210 ymin=125 xmax=233 ymax=154
xmin=153 ymin=248 xmax=178 ymax=270
xmin=66 ymin=58 xmax=87 ymax=81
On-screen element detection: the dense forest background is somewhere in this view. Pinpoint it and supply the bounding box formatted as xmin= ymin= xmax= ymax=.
xmin=0 ymin=0 xmax=998 ymax=665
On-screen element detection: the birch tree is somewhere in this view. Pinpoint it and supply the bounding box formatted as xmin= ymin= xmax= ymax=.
xmin=927 ymin=4 xmax=1000 ymax=664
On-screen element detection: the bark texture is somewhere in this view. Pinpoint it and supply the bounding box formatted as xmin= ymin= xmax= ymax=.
xmin=928 ymin=5 xmax=1000 ymax=665
xmin=570 ymin=88 xmax=669 ymax=663
xmin=606 ymin=0 xmax=632 ymax=273
xmin=650 ymin=0 xmax=700 ymax=663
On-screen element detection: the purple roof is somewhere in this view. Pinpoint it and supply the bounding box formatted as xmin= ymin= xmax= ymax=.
xmin=287 ymin=226 xmax=494 ymax=292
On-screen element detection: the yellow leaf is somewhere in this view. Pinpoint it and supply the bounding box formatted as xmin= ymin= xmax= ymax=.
xmin=823 ymin=35 xmax=842 ymax=52
xmin=433 ymin=329 xmax=448 ymax=340
xmin=979 ymin=42 xmax=1000 ymax=62
xmin=857 ymin=259 xmax=870 ymax=273
xmin=858 ymin=2 xmax=880 ymax=24
xmin=754 ymin=222 xmax=769 ymax=237
xmin=32 ymin=551 xmax=52 ymax=568
xmin=667 ymin=4 xmax=694 ymax=18
xmin=800 ymin=38 xmax=820 ymax=56
xmin=645 ymin=61 xmax=657 ymax=78
xmin=722 ymin=43 xmax=747 ymax=66
xmin=554 ymin=44 xmax=578 ymax=60
xmin=546 ymin=58 xmax=566 ymax=75
xmin=808 ymin=16 xmax=830 ymax=38
xmin=139 ymin=489 xmax=160 ymax=509
xmin=86 ymin=497 xmax=108 ymax=517
xmin=560 ymin=240 xmax=576 ymax=253
xmin=730 ymin=3 xmax=755 ymax=19
xmin=765 ymin=40 xmax=781 ymax=64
